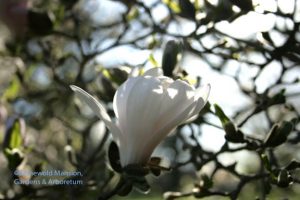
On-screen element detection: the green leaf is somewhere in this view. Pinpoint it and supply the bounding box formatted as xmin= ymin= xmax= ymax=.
xmin=10 ymin=121 xmax=22 ymax=149
xmin=4 ymin=119 xmax=23 ymax=150
xmin=214 ymin=104 xmax=230 ymax=125
xmin=126 ymin=7 xmax=139 ymax=21
xmin=261 ymin=154 xmax=272 ymax=172
xmin=2 ymin=77 xmax=21 ymax=101
xmin=149 ymin=54 xmax=159 ymax=67
xmin=163 ymin=0 xmax=181 ymax=13
xmin=194 ymin=0 xmax=200 ymax=10
xmin=214 ymin=104 xmax=244 ymax=143
xmin=53 ymin=5 xmax=65 ymax=28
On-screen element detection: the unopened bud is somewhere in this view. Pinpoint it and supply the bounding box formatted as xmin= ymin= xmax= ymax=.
xmin=277 ymin=169 xmax=293 ymax=188
xmin=224 ymin=123 xmax=245 ymax=143
xmin=3 ymin=117 xmax=25 ymax=150
xmin=178 ymin=0 xmax=196 ymax=20
xmin=162 ymin=40 xmax=182 ymax=77
xmin=264 ymin=121 xmax=293 ymax=147
xmin=4 ymin=148 xmax=24 ymax=170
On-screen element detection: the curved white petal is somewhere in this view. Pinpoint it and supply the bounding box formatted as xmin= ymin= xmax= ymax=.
xmin=157 ymin=76 xmax=173 ymax=89
xmin=129 ymin=67 xmax=140 ymax=77
xmin=195 ymin=84 xmax=211 ymax=102
xmin=156 ymin=79 xmax=195 ymax=123
xmin=125 ymin=79 xmax=196 ymax=165
xmin=119 ymin=77 xmax=166 ymax=166
xmin=113 ymin=77 xmax=140 ymax=120
xmin=136 ymin=101 xmax=198 ymax=164
xmin=113 ymin=77 xmax=146 ymax=165
xmin=143 ymin=67 xmax=163 ymax=77
xmin=133 ymin=82 xmax=211 ymax=164
xmin=187 ymin=84 xmax=211 ymax=120
xmin=70 ymin=85 xmax=121 ymax=141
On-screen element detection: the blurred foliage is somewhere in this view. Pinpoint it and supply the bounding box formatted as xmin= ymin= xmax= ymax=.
xmin=0 ymin=0 xmax=300 ymax=199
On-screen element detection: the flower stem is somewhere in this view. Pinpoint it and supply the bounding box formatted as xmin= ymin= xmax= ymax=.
xmin=98 ymin=176 xmax=125 ymax=200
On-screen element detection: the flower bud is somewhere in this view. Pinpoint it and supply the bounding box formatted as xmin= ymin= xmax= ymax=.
xmin=277 ymin=169 xmax=293 ymax=188
xmin=264 ymin=121 xmax=293 ymax=147
xmin=224 ymin=123 xmax=245 ymax=143
xmin=98 ymin=75 xmax=116 ymax=101
xmin=214 ymin=104 xmax=244 ymax=143
xmin=162 ymin=40 xmax=182 ymax=77
xmin=4 ymin=148 xmax=24 ymax=170
xmin=109 ymin=68 xmax=129 ymax=85
xmin=108 ymin=141 xmax=122 ymax=173
xmin=285 ymin=160 xmax=300 ymax=171
xmin=3 ymin=117 xmax=25 ymax=150
xmin=178 ymin=0 xmax=196 ymax=20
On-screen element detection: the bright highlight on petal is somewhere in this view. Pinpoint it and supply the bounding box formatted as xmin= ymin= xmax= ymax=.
xmin=71 ymin=68 xmax=210 ymax=167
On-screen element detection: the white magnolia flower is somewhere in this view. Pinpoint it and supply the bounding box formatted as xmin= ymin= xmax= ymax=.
xmin=70 ymin=68 xmax=210 ymax=167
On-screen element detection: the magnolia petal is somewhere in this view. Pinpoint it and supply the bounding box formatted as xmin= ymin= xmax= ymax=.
xmin=124 ymin=77 xmax=163 ymax=136
xmin=188 ymin=84 xmax=211 ymax=119
xmin=150 ymin=80 xmax=194 ymax=140
xmin=113 ymin=77 xmax=140 ymax=120
xmin=143 ymin=67 xmax=163 ymax=77
xmin=156 ymin=79 xmax=194 ymax=124
xmin=127 ymin=80 xmax=196 ymax=165
xmin=113 ymin=77 xmax=144 ymax=165
xmin=146 ymin=83 xmax=207 ymax=150
xmin=120 ymin=77 xmax=165 ymax=166
xmin=157 ymin=76 xmax=174 ymax=89
xmin=133 ymin=127 xmax=177 ymax=165
xmin=139 ymin=101 xmax=198 ymax=163
xmin=195 ymin=84 xmax=211 ymax=103
xmin=129 ymin=67 xmax=140 ymax=77
xmin=70 ymin=85 xmax=121 ymax=141
xmin=156 ymin=101 xmax=197 ymax=139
